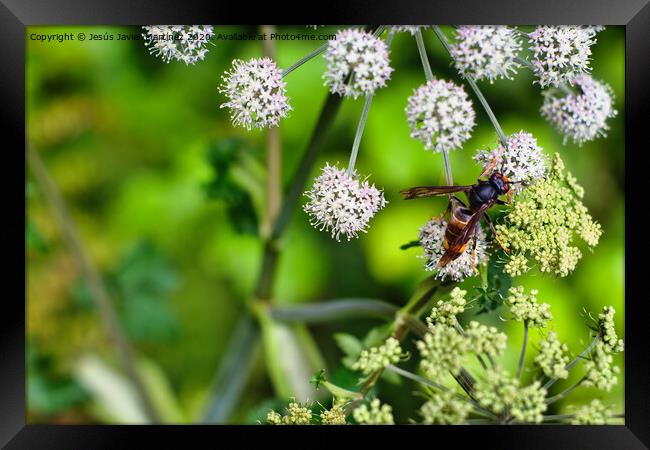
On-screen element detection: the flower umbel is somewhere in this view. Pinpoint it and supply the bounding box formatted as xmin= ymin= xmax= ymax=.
xmin=219 ymin=57 xmax=291 ymax=130
xmin=426 ymin=287 xmax=467 ymax=328
xmin=320 ymin=402 xmax=347 ymax=425
xmin=570 ymin=399 xmax=612 ymax=424
xmin=534 ymin=331 xmax=570 ymax=379
xmin=352 ymin=398 xmax=394 ymax=424
xmin=473 ymin=131 xmax=547 ymax=191
xmin=496 ymin=153 xmax=602 ymax=276
xmin=541 ymin=74 xmax=617 ymax=145
xmin=583 ymin=342 xmax=620 ymax=391
xmin=527 ymin=26 xmax=601 ymax=88
xmin=323 ymin=29 xmax=393 ymax=99
xmin=266 ymin=400 xmax=313 ymax=425
xmin=598 ymin=306 xmax=624 ymax=353
xmin=417 ymin=325 xmax=468 ymax=379
xmin=450 ymin=26 xmax=522 ymax=83
xmin=390 ymin=26 xmax=429 ymax=35
xmin=352 ymin=337 xmax=406 ymax=374
xmin=419 ymin=217 xmax=488 ymax=281
xmin=142 ymin=25 xmax=213 ymax=65
xmin=465 ymin=321 xmax=508 ymax=358
xmin=505 ymin=286 xmax=552 ymax=328
xmin=419 ymin=391 xmax=472 ymax=424
xmin=303 ymin=163 xmax=386 ymax=241
xmin=405 ymin=78 xmax=476 ymax=152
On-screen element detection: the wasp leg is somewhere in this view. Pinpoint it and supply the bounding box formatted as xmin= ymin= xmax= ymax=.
xmin=452 ymin=195 xmax=468 ymax=208
xmin=483 ymin=213 xmax=509 ymax=254
xmin=478 ymin=156 xmax=498 ymax=179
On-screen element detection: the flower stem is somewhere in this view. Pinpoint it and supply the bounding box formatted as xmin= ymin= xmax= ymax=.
xmin=385 ymin=364 xmax=498 ymax=420
xmin=545 ymin=374 xmax=588 ymax=404
xmin=414 ymin=28 xmax=454 ymax=186
xmin=432 ymin=25 xmax=508 ymax=148
xmin=345 ymin=30 xmax=395 ymax=177
xmin=415 ymin=29 xmax=434 ymax=81
xmin=261 ymin=25 xmax=282 ymax=238
xmin=27 ymin=145 xmax=161 ymax=423
xmin=516 ymin=322 xmax=528 ymax=380
xmin=269 ymin=298 xmax=398 ymax=323
xmin=281 ymin=43 xmax=327 ymax=78
xmin=543 ymin=333 xmax=600 ymax=390
xmin=347 ymin=93 xmax=374 ymax=176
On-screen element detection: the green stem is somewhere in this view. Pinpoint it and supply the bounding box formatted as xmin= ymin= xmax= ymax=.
xmin=545 ymin=374 xmax=587 ymax=405
xmin=347 ymin=93 xmax=374 ymax=176
xmin=543 ymin=333 xmax=600 ymax=390
xmin=415 ymin=29 xmax=433 ymax=81
xmin=270 ymin=93 xmax=343 ymax=242
xmin=28 ymin=146 xmax=161 ymax=423
xmin=455 ymin=319 xmax=488 ymax=370
xmin=346 ymin=30 xmax=395 ymax=177
xmin=269 ymin=299 xmax=398 ymax=323
xmin=432 ymin=25 xmax=508 ymax=148
xmin=281 ymin=44 xmax=328 ymax=78
xmin=516 ymin=323 xmax=528 ymax=380
xmin=385 ymin=365 xmax=497 ymax=420
xmin=415 ymin=28 xmax=454 ymax=186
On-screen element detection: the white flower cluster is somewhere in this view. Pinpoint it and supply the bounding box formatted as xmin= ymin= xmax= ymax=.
xmin=142 ymin=25 xmax=213 ymax=65
xmin=541 ymin=74 xmax=617 ymax=145
xmin=352 ymin=337 xmax=405 ymax=374
xmin=527 ymin=26 xmax=601 ymax=88
xmin=505 ymin=286 xmax=552 ymax=328
xmin=389 ymin=26 xmax=429 ymax=35
xmin=583 ymin=342 xmax=619 ymax=391
xmin=405 ymin=79 xmax=476 ymax=152
xmin=266 ymin=401 xmax=312 ymax=425
xmin=418 ymin=217 xmax=487 ymax=281
xmin=475 ymin=366 xmax=547 ymax=423
xmin=352 ymin=399 xmax=394 ymax=425
xmin=598 ymin=306 xmax=624 ymax=353
xmin=323 ymin=29 xmax=394 ymax=99
xmin=303 ymin=163 xmax=387 ymax=242
xmin=450 ymin=26 xmax=522 ymax=83
xmin=534 ymin=331 xmax=570 ymax=379
xmin=426 ymin=287 xmax=467 ymax=328
xmin=473 ymin=131 xmax=547 ymax=190
xmin=465 ymin=321 xmax=508 ymax=358
xmin=320 ymin=402 xmax=347 ymax=425
xmin=417 ymin=325 xmax=468 ymax=379
xmin=419 ymin=391 xmax=472 ymax=424
xmin=570 ymin=399 xmax=611 ymax=425
xmin=219 ymin=58 xmax=291 ymax=130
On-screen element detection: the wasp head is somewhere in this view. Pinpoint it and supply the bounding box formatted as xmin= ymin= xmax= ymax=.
xmin=489 ymin=172 xmax=511 ymax=195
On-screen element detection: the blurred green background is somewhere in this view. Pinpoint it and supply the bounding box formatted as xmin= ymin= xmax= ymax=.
xmin=26 ymin=25 xmax=624 ymax=424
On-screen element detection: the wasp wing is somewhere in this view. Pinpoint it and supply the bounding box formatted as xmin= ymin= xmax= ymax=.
xmin=400 ymin=185 xmax=473 ymax=200
xmin=437 ymin=202 xmax=491 ymax=268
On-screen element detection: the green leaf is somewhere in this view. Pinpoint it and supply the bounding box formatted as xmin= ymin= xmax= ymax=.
xmin=334 ymin=333 xmax=363 ymax=358
xmin=473 ymin=255 xmax=512 ymax=314
xmin=310 ymin=369 xmax=327 ymax=389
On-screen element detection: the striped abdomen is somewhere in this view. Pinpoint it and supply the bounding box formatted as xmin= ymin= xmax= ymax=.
xmin=439 ymin=207 xmax=474 ymax=266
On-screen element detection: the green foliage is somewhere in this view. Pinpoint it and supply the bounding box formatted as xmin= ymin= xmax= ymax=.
xmin=472 ymin=255 xmax=512 ymax=314
xmin=203 ymin=138 xmax=259 ymax=235
xmin=28 ymin=346 xmax=88 ymax=416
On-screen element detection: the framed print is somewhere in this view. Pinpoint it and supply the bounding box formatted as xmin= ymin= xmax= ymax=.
xmin=3 ymin=0 xmax=649 ymax=447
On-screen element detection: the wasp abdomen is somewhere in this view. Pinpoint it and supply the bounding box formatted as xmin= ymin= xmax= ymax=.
xmin=442 ymin=207 xmax=473 ymax=254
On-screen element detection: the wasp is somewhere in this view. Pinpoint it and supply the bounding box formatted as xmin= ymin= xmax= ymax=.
xmin=401 ymin=160 xmax=519 ymax=268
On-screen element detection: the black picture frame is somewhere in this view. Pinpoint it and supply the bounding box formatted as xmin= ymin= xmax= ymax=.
xmin=3 ymin=1 xmax=649 ymax=448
